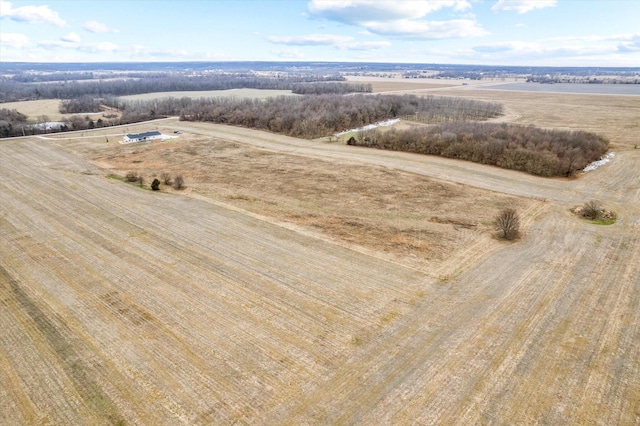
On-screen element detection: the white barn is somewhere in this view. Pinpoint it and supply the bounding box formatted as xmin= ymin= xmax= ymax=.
xmin=123 ymin=131 xmax=163 ymax=143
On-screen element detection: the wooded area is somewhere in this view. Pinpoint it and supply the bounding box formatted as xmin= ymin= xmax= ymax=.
xmin=348 ymin=122 xmax=609 ymax=176
xmin=175 ymin=94 xmax=502 ymax=138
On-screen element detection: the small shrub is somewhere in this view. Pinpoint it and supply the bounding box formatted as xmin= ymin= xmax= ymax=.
xmin=125 ymin=171 xmax=138 ymax=182
xmin=151 ymin=178 xmax=160 ymax=190
xmin=136 ymin=175 xmax=144 ymax=187
xmin=173 ymin=175 xmax=184 ymax=190
xmin=495 ymin=208 xmax=520 ymax=240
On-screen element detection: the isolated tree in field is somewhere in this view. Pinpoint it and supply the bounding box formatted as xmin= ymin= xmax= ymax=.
xmin=173 ymin=175 xmax=184 ymax=190
xmin=151 ymin=178 xmax=160 ymax=191
xmin=581 ymin=200 xmax=602 ymax=220
xmin=496 ymin=208 xmax=520 ymax=240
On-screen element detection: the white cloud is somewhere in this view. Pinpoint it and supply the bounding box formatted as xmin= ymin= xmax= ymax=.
xmin=364 ymin=19 xmax=488 ymax=39
xmin=83 ymin=20 xmax=118 ymax=33
xmin=617 ymin=34 xmax=640 ymax=53
xmin=0 ymin=32 xmax=30 ymax=48
xmin=308 ymin=1 xmax=471 ymax=23
xmin=307 ymin=0 xmax=484 ymax=40
xmin=492 ymin=0 xmax=557 ymax=14
xmin=61 ymin=32 xmax=80 ymax=43
xmin=0 ymin=0 xmax=66 ymax=26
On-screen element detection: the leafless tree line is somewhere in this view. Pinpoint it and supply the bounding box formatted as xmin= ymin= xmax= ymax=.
xmin=350 ymin=122 xmax=608 ymax=177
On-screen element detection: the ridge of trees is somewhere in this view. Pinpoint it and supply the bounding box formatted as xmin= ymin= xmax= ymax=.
xmin=348 ymin=122 xmax=608 ymax=177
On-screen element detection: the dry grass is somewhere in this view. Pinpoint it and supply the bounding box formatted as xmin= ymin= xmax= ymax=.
xmin=0 ymin=99 xmax=68 ymax=121
xmin=59 ymin=126 xmax=536 ymax=274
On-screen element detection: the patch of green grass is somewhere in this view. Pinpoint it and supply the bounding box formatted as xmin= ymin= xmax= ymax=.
xmin=106 ymin=174 xmax=125 ymax=182
xmin=106 ymin=174 xmax=152 ymax=190
xmin=588 ymin=219 xmax=616 ymax=225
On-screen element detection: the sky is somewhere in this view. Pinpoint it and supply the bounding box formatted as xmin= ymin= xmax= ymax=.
xmin=1 ymin=0 xmax=639 ymax=66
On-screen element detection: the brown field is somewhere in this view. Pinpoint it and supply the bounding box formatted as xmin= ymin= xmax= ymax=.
xmin=1 ymin=82 xmax=639 ymax=424
xmin=0 ymin=99 xmax=70 ymax=121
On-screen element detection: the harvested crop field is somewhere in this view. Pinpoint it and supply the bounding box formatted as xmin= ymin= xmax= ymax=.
xmin=2 ymin=87 xmax=640 ymax=424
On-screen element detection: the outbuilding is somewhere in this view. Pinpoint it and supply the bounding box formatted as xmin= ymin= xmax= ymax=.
xmin=123 ymin=131 xmax=163 ymax=143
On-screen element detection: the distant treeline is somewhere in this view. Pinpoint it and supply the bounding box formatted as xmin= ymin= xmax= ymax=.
xmin=0 ymin=73 xmax=371 ymax=102
xmin=167 ymin=94 xmax=502 ymax=138
xmin=348 ymin=122 xmax=608 ymax=177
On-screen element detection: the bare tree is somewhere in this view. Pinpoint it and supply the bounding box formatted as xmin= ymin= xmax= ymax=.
xmin=136 ymin=175 xmax=144 ymax=187
xmin=496 ymin=208 xmax=520 ymax=240
xmin=160 ymin=172 xmax=172 ymax=185
xmin=173 ymin=175 xmax=184 ymax=190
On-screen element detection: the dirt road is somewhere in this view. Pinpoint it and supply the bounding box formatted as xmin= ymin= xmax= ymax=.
xmin=1 ymin=118 xmax=639 ymax=424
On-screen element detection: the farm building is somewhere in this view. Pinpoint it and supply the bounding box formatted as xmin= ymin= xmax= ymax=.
xmin=123 ymin=131 xmax=163 ymax=143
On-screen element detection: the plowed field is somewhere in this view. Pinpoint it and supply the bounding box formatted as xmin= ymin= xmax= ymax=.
xmin=1 ymin=93 xmax=639 ymax=424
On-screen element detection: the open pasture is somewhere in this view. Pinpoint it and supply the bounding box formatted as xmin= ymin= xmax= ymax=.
xmin=0 ymin=99 xmax=69 ymax=121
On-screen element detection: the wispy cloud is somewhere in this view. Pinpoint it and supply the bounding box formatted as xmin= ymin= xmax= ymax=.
xmin=271 ymin=48 xmax=305 ymax=59
xmin=0 ymin=0 xmax=66 ymax=26
xmin=492 ymin=0 xmax=557 ymax=14
xmin=268 ymin=34 xmax=353 ymax=46
xmin=60 ymin=32 xmax=80 ymax=43
xmin=268 ymin=33 xmax=390 ymax=50
xmin=0 ymin=32 xmax=30 ymax=48
xmin=83 ymin=20 xmax=119 ymax=33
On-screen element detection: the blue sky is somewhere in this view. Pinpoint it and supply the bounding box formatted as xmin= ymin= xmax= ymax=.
xmin=1 ymin=0 xmax=639 ymax=66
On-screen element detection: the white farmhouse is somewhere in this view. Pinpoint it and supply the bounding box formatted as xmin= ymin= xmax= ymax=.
xmin=123 ymin=131 xmax=163 ymax=143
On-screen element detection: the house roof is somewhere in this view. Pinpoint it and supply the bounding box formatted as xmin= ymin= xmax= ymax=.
xmin=126 ymin=131 xmax=162 ymax=139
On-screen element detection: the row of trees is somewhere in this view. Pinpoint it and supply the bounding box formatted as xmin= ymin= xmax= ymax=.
xmin=0 ymin=73 xmax=370 ymax=103
xmin=349 ymin=122 xmax=608 ymax=177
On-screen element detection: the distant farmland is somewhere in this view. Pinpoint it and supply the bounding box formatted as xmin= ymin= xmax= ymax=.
xmin=120 ymin=88 xmax=297 ymax=101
